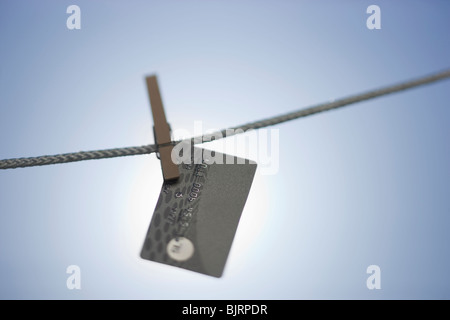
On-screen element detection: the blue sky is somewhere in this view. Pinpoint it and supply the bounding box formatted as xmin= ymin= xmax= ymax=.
xmin=0 ymin=0 xmax=449 ymax=299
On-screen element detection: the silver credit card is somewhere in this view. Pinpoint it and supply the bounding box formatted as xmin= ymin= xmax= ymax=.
xmin=140 ymin=148 xmax=257 ymax=277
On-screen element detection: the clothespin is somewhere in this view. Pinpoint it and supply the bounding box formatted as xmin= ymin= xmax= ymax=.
xmin=146 ymin=75 xmax=180 ymax=182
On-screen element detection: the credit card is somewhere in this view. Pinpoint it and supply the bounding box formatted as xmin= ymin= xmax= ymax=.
xmin=140 ymin=147 xmax=257 ymax=277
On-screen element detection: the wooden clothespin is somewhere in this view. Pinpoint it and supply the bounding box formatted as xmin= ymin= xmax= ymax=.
xmin=146 ymin=75 xmax=180 ymax=182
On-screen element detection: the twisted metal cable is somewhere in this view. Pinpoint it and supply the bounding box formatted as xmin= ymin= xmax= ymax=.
xmin=1 ymin=69 xmax=449 ymax=170
xmin=0 ymin=145 xmax=158 ymax=169
xmin=195 ymin=69 xmax=450 ymax=142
